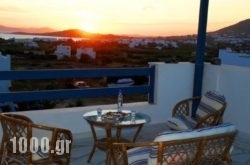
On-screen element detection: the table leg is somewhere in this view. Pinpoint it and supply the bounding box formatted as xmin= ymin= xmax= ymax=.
xmin=87 ymin=122 xmax=98 ymax=163
xmin=87 ymin=143 xmax=96 ymax=163
xmin=132 ymin=124 xmax=143 ymax=142
xmin=116 ymin=127 xmax=122 ymax=141
xmin=105 ymin=126 xmax=115 ymax=165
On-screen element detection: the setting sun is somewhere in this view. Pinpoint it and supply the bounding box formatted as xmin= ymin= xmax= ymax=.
xmin=0 ymin=0 xmax=249 ymax=36
xmin=80 ymin=23 xmax=96 ymax=33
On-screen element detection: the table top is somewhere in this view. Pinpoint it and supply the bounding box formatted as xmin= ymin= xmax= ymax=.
xmin=83 ymin=109 xmax=151 ymax=126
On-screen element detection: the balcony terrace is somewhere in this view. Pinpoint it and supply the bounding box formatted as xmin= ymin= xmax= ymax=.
xmin=1 ymin=62 xmax=250 ymax=164
xmin=1 ymin=1 xmax=250 ymax=163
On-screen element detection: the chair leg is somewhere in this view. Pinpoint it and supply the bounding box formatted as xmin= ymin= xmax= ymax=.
xmin=87 ymin=143 xmax=97 ymax=163
xmin=106 ymin=151 xmax=111 ymax=165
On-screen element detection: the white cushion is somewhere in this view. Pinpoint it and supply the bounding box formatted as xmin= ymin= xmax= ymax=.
xmin=154 ymin=129 xmax=199 ymax=142
xmin=195 ymin=122 xmax=236 ymax=136
xmin=196 ymin=91 xmax=226 ymax=119
xmin=148 ymin=123 xmax=236 ymax=165
xmin=167 ymin=91 xmax=226 ymax=131
xmin=32 ymin=128 xmax=53 ymax=160
xmin=127 ymin=147 xmax=151 ymax=165
xmin=156 ymin=123 xmax=235 ymax=142
xmin=166 ymin=117 xmax=190 ymax=130
xmin=126 ymin=123 xmax=236 ymax=165
xmin=148 ymin=129 xmax=200 ymax=164
xmin=167 ymin=115 xmax=198 ymax=130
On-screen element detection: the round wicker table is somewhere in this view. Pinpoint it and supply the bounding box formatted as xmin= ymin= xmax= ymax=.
xmin=83 ymin=109 xmax=151 ymax=165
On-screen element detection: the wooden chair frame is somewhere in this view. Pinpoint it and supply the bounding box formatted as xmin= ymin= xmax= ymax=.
xmin=113 ymin=130 xmax=237 ymax=165
xmin=0 ymin=113 xmax=73 ymax=165
xmin=172 ymin=96 xmax=227 ymax=129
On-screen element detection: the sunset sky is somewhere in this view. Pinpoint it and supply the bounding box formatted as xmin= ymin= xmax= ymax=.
xmin=0 ymin=0 xmax=249 ymax=36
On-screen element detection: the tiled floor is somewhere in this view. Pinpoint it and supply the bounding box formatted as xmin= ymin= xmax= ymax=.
xmin=70 ymin=123 xmax=250 ymax=165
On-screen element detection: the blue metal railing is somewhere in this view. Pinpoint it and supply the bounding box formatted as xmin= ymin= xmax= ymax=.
xmin=0 ymin=66 xmax=155 ymax=104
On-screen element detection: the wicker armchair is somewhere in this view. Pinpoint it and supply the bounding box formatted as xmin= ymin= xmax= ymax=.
xmin=166 ymin=91 xmax=227 ymax=130
xmin=0 ymin=113 xmax=73 ymax=165
xmin=113 ymin=123 xmax=237 ymax=165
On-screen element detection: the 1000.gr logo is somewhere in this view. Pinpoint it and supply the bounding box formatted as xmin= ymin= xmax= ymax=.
xmin=10 ymin=137 xmax=71 ymax=155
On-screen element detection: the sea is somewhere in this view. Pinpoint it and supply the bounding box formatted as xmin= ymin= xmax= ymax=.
xmin=0 ymin=33 xmax=86 ymax=41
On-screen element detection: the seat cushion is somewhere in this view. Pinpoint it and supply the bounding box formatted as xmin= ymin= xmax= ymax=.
xmin=196 ymin=91 xmax=226 ymax=119
xmin=148 ymin=123 xmax=236 ymax=165
xmin=158 ymin=123 xmax=235 ymax=142
xmin=125 ymin=123 xmax=236 ymax=165
xmin=166 ymin=115 xmax=197 ymax=130
xmin=167 ymin=91 xmax=225 ymax=131
xmin=32 ymin=127 xmax=53 ymax=160
xmin=195 ymin=122 xmax=236 ymax=136
xmin=127 ymin=146 xmax=151 ymax=165
xmin=148 ymin=129 xmax=199 ymax=165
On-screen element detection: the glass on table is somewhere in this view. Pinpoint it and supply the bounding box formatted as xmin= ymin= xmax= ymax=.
xmin=131 ymin=110 xmax=136 ymax=124
xmin=96 ymin=108 xmax=102 ymax=119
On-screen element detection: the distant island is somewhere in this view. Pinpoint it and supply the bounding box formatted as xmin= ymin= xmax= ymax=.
xmin=1 ymin=18 xmax=250 ymax=38
xmin=10 ymin=29 xmax=124 ymax=39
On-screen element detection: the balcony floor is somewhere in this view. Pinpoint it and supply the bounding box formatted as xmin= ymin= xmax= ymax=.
xmin=70 ymin=123 xmax=250 ymax=165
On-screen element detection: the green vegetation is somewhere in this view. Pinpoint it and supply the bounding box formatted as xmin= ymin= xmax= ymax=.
xmin=0 ymin=36 xmax=247 ymax=111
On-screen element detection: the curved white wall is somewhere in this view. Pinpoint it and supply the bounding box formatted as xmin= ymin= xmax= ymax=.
xmin=203 ymin=64 xmax=250 ymax=134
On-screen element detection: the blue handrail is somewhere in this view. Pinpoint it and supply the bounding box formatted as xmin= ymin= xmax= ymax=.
xmin=0 ymin=66 xmax=155 ymax=104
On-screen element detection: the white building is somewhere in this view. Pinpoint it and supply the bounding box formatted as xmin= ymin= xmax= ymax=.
xmin=219 ymin=49 xmax=250 ymax=67
xmin=24 ymin=41 xmax=39 ymax=48
xmin=0 ymin=52 xmax=16 ymax=111
xmin=75 ymin=47 xmax=96 ymax=60
xmin=14 ymin=38 xmax=39 ymax=48
xmin=0 ymin=52 xmax=11 ymax=92
xmin=54 ymin=44 xmax=71 ymax=60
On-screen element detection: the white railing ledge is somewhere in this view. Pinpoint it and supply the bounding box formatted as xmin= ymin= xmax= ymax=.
xmin=4 ymin=102 xmax=163 ymax=141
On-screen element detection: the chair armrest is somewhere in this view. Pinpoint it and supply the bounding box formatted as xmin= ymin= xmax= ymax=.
xmin=2 ymin=113 xmax=33 ymax=123
xmin=172 ymin=96 xmax=201 ymax=117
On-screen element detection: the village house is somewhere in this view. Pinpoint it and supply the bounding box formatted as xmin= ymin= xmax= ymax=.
xmin=75 ymin=47 xmax=96 ymax=60
xmin=54 ymin=44 xmax=71 ymax=60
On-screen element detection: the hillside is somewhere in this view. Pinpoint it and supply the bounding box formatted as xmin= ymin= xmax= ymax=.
xmin=2 ymin=18 xmax=250 ymax=38
xmin=211 ymin=19 xmax=250 ymax=35
xmin=38 ymin=29 xmax=122 ymax=39
xmin=11 ymin=29 xmax=123 ymax=39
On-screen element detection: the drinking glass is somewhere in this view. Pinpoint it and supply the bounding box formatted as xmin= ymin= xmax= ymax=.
xmin=97 ymin=108 xmax=102 ymax=119
xmin=131 ymin=110 xmax=136 ymax=123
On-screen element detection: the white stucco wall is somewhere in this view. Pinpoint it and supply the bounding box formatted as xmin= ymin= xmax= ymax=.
xmin=150 ymin=62 xmax=194 ymax=117
xmin=1 ymin=62 xmax=250 ymax=141
xmin=0 ymin=53 xmax=11 ymax=92
xmin=205 ymin=64 xmax=250 ymax=134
